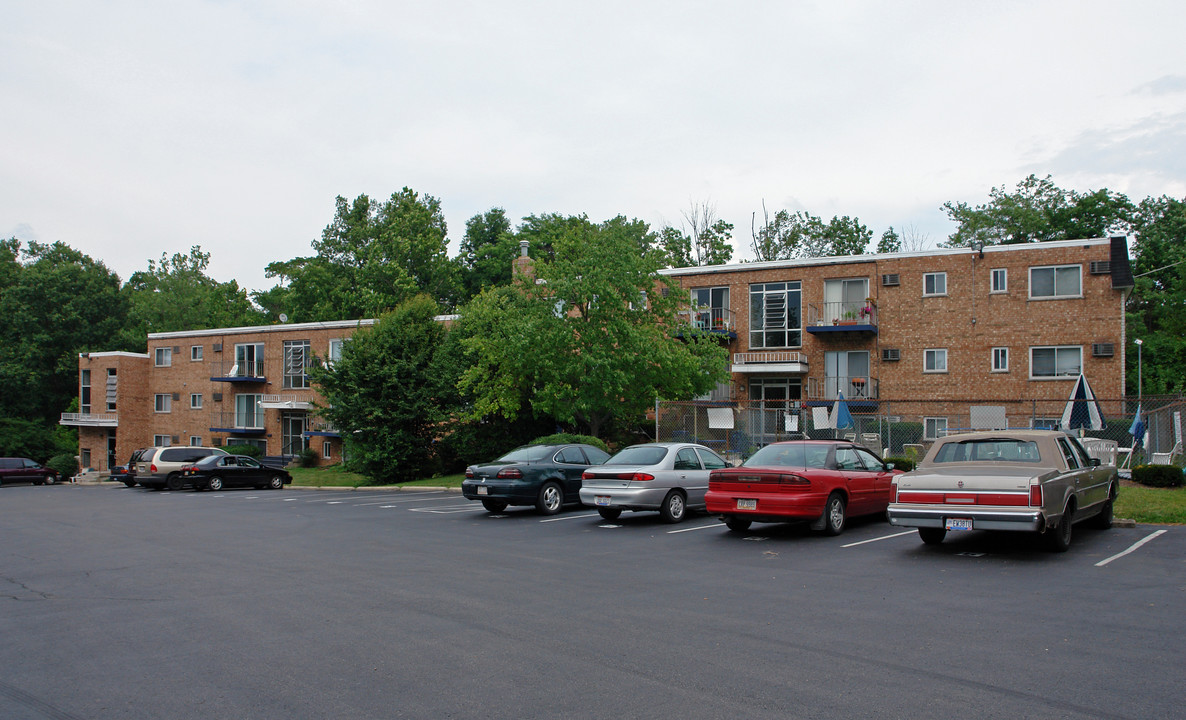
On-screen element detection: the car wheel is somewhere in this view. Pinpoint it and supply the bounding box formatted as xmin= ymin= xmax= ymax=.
xmin=44 ymin=475 xmax=56 ymax=486
xmin=536 ymin=481 xmax=563 ymax=515
xmin=724 ymin=516 xmax=752 ymax=532
xmin=481 ymin=499 xmax=508 ymax=513
xmin=208 ymin=476 xmax=223 ymax=491
xmin=597 ymin=507 xmax=622 ymax=521
xmin=166 ymin=474 xmax=184 ymax=491
xmin=1090 ymin=486 xmax=1116 ymax=530
xmin=919 ymin=527 xmax=946 ymax=545
xmin=820 ymin=492 xmax=846 ymax=536
xmin=268 ymin=475 xmax=284 ymax=490
xmin=1047 ymin=504 xmax=1074 ymax=552
xmin=659 ymin=490 xmax=687 ymax=524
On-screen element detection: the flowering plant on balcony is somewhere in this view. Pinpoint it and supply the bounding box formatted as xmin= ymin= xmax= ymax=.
xmin=859 ymin=305 xmax=874 ymax=319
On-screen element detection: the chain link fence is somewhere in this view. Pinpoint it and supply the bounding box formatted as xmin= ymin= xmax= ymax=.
xmin=655 ymin=395 xmax=1185 ymax=466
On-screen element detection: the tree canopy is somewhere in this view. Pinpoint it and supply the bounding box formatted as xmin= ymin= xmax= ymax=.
xmin=1126 ymin=195 xmax=1186 ymax=394
xmin=750 ymin=209 xmax=872 ymax=261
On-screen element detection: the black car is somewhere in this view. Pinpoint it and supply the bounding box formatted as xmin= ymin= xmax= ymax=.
xmin=461 ymin=443 xmax=611 ymax=514
xmin=182 ymin=454 xmax=292 ymax=491
xmin=0 ymin=457 xmax=62 ymax=486
xmin=111 ymin=449 xmax=148 ymax=487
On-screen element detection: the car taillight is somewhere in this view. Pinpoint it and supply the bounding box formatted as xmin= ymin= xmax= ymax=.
xmin=496 ymin=467 xmax=523 ymax=479
xmin=465 ymin=468 xmax=474 ymax=478
xmin=890 ymin=481 xmax=897 ymax=501
xmin=632 ymin=473 xmax=655 ymax=482
xmin=1029 ymin=483 xmax=1043 ymax=507
xmin=582 ymin=471 xmax=593 ymax=479
xmin=150 ymin=464 xmax=158 ymax=472
xmin=777 ymin=473 xmax=810 ymax=485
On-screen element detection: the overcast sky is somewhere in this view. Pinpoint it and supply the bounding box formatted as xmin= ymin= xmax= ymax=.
xmin=4 ymin=0 xmax=1185 ymax=293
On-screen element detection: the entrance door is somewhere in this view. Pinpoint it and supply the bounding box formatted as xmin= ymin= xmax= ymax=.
xmin=748 ymin=378 xmax=802 ymax=446
xmin=106 ymin=431 xmax=118 ymax=471
xmin=281 ymin=413 xmax=307 ymax=456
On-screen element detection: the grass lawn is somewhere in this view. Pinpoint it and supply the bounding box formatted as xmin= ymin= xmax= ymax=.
xmin=289 ymin=465 xmax=463 ymax=489
xmin=1115 ymin=483 xmax=1186 ymax=525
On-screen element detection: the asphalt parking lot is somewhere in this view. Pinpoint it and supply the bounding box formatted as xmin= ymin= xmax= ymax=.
xmin=1 ymin=483 xmax=1181 ymax=719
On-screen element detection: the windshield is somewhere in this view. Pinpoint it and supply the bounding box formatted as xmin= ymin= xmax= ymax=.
xmin=932 ymin=439 xmax=1042 ymax=463
xmin=496 ymin=445 xmax=555 ymax=463
xmin=605 ymin=446 xmax=670 ymax=466
xmin=743 ymin=443 xmax=831 ymax=470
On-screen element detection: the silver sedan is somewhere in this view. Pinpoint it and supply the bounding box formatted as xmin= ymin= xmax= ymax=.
xmin=579 ymin=442 xmax=730 ymax=523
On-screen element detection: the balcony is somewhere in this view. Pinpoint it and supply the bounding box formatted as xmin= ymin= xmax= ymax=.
xmin=804 ymin=301 xmax=877 ymax=337
xmin=59 ymin=412 xmax=118 ymax=427
xmin=806 ymin=375 xmax=879 ymax=404
xmin=208 ymin=411 xmax=266 ymax=435
xmin=304 ymin=420 xmax=340 ymax=438
xmin=677 ymin=307 xmax=737 ymax=340
xmin=259 ymin=394 xmax=314 ymax=411
xmin=210 ymin=360 xmax=267 ymax=383
xmin=732 ymin=352 xmax=809 ymax=374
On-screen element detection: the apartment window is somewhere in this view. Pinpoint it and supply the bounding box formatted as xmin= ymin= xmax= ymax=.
xmin=153 ymin=434 xmax=171 ymax=447
xmin=1030 ymin=265 xmax=1081 ymax=299
xmin=323 ymin=441 xmax=332 ymax=459
xmin=1031 ymin=417 xmax=1060 ymax=430
xmin=234 ymin=394 xmax=263 ymax=428
xmin=191 ymin=345 xmax=203 ymax=361
xmin=283 ymin=340 xmax=311 ymax=389
xmin=923 ymin=272 xmax=947 ymax=296
xmin=823 ymin=277 xmax=869 ymax=324
xmin=189 ymin=436 xmax=202 ymax=447
xmin=234 ymin=343 xmax=265 ymax=377
xmin=991 ymin=268 xmax=1007 ymax=293
xmin=328 ymin=339 xmax=344 ymax=366
xmin=824 ymin=351 xmax=869 ymax=399
xmin=105 ymin=368 xmax=117 ymax=411
xmin=1031 ymin=346 xmax=1081 ymax=378
xmin=924 ymin=348 xmax=948 ymax=373
xmin=80 ymin=369 xmax=91 ymax=414
xmin=154 ymin=394 xmax=172 ymax=413
xmin=190 ymin=393 xmax=203 ymax=409
xmin=155 ymin=347 xmax=172 ymax=367
xmin=691 ymin=287 xmax=730 ymax=330
xmin=992 ymin=347 xmax=1009 ymax=373
xmin=749 ymin=282 xmax=802 ymax=348
xmin=924 ymin=417 xmax=949 ymax=440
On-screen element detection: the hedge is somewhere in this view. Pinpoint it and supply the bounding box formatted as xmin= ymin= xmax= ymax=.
xmin=1132 ymin=464 xmax=1184 ymax=488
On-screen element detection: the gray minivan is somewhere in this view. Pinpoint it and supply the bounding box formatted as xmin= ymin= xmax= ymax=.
xmin=135 ymin=446 xmax=228 ymax=490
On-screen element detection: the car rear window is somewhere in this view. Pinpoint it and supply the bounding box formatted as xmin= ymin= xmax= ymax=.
xmin=743 ymin=443 xmax=830 ymax=469
xmin=932 ymin=440 xmax=1041 ymax=463
xmin=497 ymin=446 xmax=555 ymax=463
xmin=605 ymin=446 xmax=669 ymax=466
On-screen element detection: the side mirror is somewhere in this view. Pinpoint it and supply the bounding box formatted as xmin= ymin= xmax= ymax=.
xmin=885 ymin=463 xmax=895 ymax=471
xmin=1089 ymin=458 xmax=1101 ymax=467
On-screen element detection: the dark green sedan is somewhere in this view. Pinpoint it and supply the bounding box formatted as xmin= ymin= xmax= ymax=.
xmin=462 ymin=444 xmax=611 ymax=515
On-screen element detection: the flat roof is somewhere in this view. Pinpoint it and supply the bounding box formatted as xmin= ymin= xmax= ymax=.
xmin=79 ymin=351 xmax=150 ymax=359
xmin=148 ymin=318 xmax=378 ymax=341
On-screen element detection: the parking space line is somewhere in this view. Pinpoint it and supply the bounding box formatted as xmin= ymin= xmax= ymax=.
xmin=841 ymin=530 xmax=916 ymax=548
xmin=1095 ymin=529 xmax=1167 ymax=567
xmin=540 ymin=513 xmax=600 ymax=523
xmin=408 ymin=504 xmax=485 ymax=514
xmin=667 ymin=522 xmax=722 ymax=534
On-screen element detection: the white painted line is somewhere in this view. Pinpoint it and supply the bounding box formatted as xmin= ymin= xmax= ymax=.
xmin=409 ymin=504 xmax=485 ymax=514
xmin=667 ymin=522 xmax=723 ymax=534
xmin=327 ymin=501 xmax=344 ymax=505
xmin=841 ymin=530 xmax=916 ymax=548
xmin=283 ymin=498 xmax=298 ymax=502
xmin=1095 ymin=529 xmax=1168 ymax=567
xmin=540 ymin=512 xmax=601 ymax=523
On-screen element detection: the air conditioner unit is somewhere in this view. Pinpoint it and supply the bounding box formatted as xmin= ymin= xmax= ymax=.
xmin=171 ymin=435 xmax=180 ymax=444
xmin=173 ymin=345 xmax=182 ymax=353
xmin=213 ymin=393 xmax=223 ymax=402
xmin=881 ymin=348 xmax=901 ymax=361
xmin=1089 ymin=261 xmax=1111 ymax=275
xmin=171 ymin=392 xmax=180 ymax=401
xmin=882 ymin=274 xmax=900 ymax=286
xmin=213 ymin=343 xmax=223 ymax=352
xmin=1092 ymin=342 xmax=1115 ymax=357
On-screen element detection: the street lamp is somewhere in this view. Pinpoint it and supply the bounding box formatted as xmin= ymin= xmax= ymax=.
xmin=1134 ymin=338 xmax=1143 ymax=401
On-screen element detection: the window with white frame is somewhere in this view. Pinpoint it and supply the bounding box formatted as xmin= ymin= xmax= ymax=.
xmin=749 ymin=282 xmax=802 ymax=348
xmin=991 ymin=268 xmax=1007 ymax=293
xmin=992 ymin=347 xmax=1009 ymax=372
xmin=80 ymin=369 xmax=91 ymax=414
xmin=283 ymin=340 xmax=311 ymax=389
xmin=1030 ymin=265 xmax=1081 ymax=299
xmin=234 ymin=394 xmax=263 ymax=428
xmin=328 ymin=339 xmax=344 ymax=366
xmin=924 ymin=348 xmax=948 ymax=373
xmin=155 ymin=347 xmax=172 ymax=367
xmin=153 ymin=434 xmax=171 ymax=447
xmin=1031 ymin=417 xmax=1060 ymax=430
xmin=189 ymin=436 xmax=202 ymax=446
xmin=323 ymin=441 xmax=332 ymax=459
xmin=191 ymin=345 xmax=203 ymax=361
xmin=923 ymin=272 xmax=947 ymax=296
xmin=190 ymin=393 xmax=203 ymax=409
xmin=924 ymin=417 xmax=948 ymax=440
xmin=105 ymin=368 xmax=117 ymax=411
xmin=1031 ymin=346 xmax=1081 ymax=378
xmin=691 ymin=287 xmax=730 ymax=330
xmin=234 ymin=343 xmax=264 ymax=377
xmin=154 ymin=394 xmax=171 ymax=413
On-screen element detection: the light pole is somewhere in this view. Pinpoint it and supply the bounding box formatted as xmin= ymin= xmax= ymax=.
xmin=1134 ymin=338 xmax=1143 ymax=401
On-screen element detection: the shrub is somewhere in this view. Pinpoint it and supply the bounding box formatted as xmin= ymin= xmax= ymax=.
xmin=884 ymin=456 xmax=916 ymax=472
xmin=298 ymin=447 xmax=319 ymax=468
xmin=46 ymin=453 xmax=78 ymax=478
xmin=223 ymin=443 xmax=263 ymax=458
xmin=1133 ymin=464 xmax=1184 ymax=488
xmin=530 ymin=433 xmax=610 ymax=454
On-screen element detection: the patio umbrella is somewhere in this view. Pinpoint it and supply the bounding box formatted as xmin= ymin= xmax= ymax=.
xmin=831 ymin=391 xmax=855 ymax=433
xmin=1060 ymin=374 xmax=1105 ymax=433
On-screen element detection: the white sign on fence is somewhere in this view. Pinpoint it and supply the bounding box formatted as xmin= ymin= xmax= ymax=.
xmin=707 ymin=407 xmax=734 ymax=430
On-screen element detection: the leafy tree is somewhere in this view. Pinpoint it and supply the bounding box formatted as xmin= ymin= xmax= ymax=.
xmin=878 ymin=226 xmax=902 ymax=253
xmin=661 ymin=202 xmax=734 ymax=267
xmin=311 ymin=295 xmax=454 ymax=483
xmin=1126 ymin=196 xmax=1186 ymax=394
xmin=457 ymin=215 xmax=730 ymax=438
xmin=942 ymin=174 xmax=1135 ymax=247
xmin=123 ymin=246 xmax=264 ymax=341
xmin=750 ymin=209 xmax=871 ymax=260
xmin=456 ymin=208 xmax=515 ymax=301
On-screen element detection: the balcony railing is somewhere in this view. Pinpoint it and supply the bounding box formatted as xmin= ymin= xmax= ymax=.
xmin=732 ymin=352 xmax=809 ymax=372
xmin=259 ymin=394 xmax=314 ymax=410
xmin=59 ymin=412 xmax=118 ymax=427
xmin=678 ymin=307 xmax=736 ymax=333
xmin=208 ymin=411 xmax=265 ymax=433
xmin=304 ymin=420 xmax=340 ymax=437
xmin=807 ymin=375 xmax=879 ymax=400
xmin=210 ymin=360 xmax=267 ymax=382
xmin=806 ymin=301 xmax=877 ymax=328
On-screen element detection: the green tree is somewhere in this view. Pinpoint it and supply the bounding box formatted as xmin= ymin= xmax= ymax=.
xmin=457 ymin=215 xmax=729 ymax=437
xmin=942 ymin=174 xmax=1135 ymax=247
xmin=456 ymin=208 xmax=515 ymax=301
xmin=750 ymin=209 xmax=870 ymax=260
xmin=878 ymin=226 xmax=902 ymax=253
xmin=661 ymin=201 xmax=734 ymax=267
xmin=1127 ymin=195 xmax=1186 ymax=394
xmin=311 ymin=295 xmax=454 ymax=483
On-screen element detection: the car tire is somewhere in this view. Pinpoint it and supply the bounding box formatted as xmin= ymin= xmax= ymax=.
xmin=1047 ymin=504 xmax=1074 ymax=552
xmin=481 ymin=499 xmax=508 ymax=513
xmin=536 ymin=481 xmax=563 ymax=515
xmin=44 ymin=475 xmax=56 ymax=486
xmin=166 ymin=473 xmax=184 ymax=491
xmin=919 ymin=527 xmax=946 ymax=545
xmin=123 ymin=481 xmax=137 ymax=488
xmin=208 ymin=476 xmax=223 ymax=491
xmin=659 ymin=490 xmax=687 ymax=524
xmin=1090 ymin=486 xmax=1116 ymax=530
xmin=268 ymin=475 xmax=284 ymax=490
xmin=724 ymin=516 xmax=752 ymax=532
xmin=597 ymin=507 xmax=622 ymax=521
xmin=820 ymin=492 xmax=846 ymax=536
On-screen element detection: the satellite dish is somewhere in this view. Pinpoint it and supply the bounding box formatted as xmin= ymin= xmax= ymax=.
xmin=279 ymin=313 xmax=288 ymax=323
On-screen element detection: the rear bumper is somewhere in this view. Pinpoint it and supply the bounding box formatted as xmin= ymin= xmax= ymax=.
xmin=705 ymin=489 xmax=827 ymax=521
xmin=579 ymin=486 xmax=669 ymax=510
xmin=461 ymin=481 xmax=536 ymax=505
xmin=887 ymin=504 xmax=1044 ymax=532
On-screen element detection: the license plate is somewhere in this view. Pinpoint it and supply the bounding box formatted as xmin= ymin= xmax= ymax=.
xmin=737 ymin=498 xmax=757 ymax=510
xmin=595 ymin=496 xmax=611 ymax=506
xmin=477 ymin=486 xmax=488 ymax=495
xmin=946 ymin=518 xmax=973 ymax=531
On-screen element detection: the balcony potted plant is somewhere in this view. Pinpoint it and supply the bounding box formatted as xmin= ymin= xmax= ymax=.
xmin=858 ymin=297 xmax=876 ymax=322
xmin=838 ymin=309 xmax=858 ymax=325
